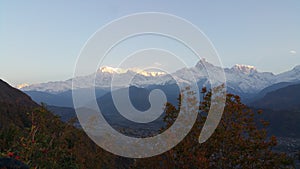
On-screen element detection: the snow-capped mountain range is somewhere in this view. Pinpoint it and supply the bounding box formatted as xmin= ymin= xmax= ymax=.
xmin=19 ymin=59 xmax=300 ymax=95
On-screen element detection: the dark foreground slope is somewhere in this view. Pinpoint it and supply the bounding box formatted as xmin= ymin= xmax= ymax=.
xmin=0 ymin=79 xmax=38 ymax=128
xmin=0 ymin=79 xmax=119 ymax=168
xmin=0 ymin=80 xmax=37 ymax=106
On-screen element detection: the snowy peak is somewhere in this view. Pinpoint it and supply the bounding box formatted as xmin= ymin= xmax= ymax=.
xmin=16 ymin=83 xmax=29 ymax=89
xmin=292 ymin=65 xmax=300 ymax=71
xmin=275 ymin=65 xmax=300 ymax=83
xmin=195 ymin=58 xmax=216 ymax=69
xmin=98 ymin=66 xmax=127 ymax=74
xmin=232 ymin=64 xmax=257 ymax=74
xmin=18 ymin=60 xmax=300 ymax=95
xmin=132 ymin=70 xmax=166 ymax=77
xmin=98 ymin=66 xmax=166 ymax=77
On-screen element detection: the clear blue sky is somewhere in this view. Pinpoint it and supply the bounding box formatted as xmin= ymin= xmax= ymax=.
xmin=1 ymin=0 xmax=299 ymax=86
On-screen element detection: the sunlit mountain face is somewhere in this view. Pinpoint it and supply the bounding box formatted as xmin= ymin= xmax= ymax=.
xmin=19 ymin=59 xmax=300 ymax=98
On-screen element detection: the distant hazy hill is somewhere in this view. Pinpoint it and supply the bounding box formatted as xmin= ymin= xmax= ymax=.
xmin=25 ymin=88 xmax=109 ymax=108
xmin=251 ymin=81 xmax=300 ymax=101
xmin=252 ymin=84 xmax=300 ymax=111
xmin=249 ymin=84 xmax=300 ymax=138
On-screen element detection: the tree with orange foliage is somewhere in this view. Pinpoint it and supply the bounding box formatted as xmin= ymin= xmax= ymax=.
xmin=132 ymin=88 xmax=293 ymax=168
